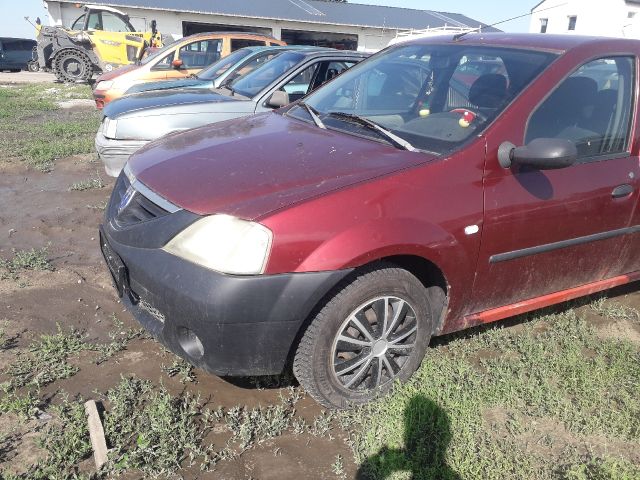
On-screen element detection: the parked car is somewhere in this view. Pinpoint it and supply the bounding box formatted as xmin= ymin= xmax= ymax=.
xmin=0 ymin=38 xmax=37 ymax=72
xmin=96 ymin=48 xmax=367 ymax=176
xmin=99 ymin=34 xmax=639 ymax=408
xmin=122 ymin=45 xmax=314 ymax=96
xmin=92 ymin=32 xmax=286 ymax=108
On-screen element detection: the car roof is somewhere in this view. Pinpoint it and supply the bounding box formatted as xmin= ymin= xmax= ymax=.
xmin=406 ymin=32 xmax=640 ymax=54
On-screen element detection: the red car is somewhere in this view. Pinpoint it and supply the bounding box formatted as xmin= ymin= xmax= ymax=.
xmin=100 ymin=33 xmax=640 ymax=408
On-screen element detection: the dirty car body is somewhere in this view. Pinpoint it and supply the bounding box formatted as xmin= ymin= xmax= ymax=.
xmin=96 ymin=48 xmax=367 ymax=176
xmin=100 ymin=34 xmax=640 ymax=408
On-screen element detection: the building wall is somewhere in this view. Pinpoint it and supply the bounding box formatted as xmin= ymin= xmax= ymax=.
xmin=45 ymin=1 xmax=398 ymax=51
xmin=530 ymin=0 xmax=640 ymax=38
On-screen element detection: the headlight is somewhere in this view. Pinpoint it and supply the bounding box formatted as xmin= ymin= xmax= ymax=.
xmin=163 ymin=215 xmax=273 ymax=275
xmin=96 ymin=80 xmax=114 ymax=91
xmin=103 ymin=117 xmax=118 ymax=138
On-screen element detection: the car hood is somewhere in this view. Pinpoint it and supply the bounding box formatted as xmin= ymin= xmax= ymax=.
xmin=128 ymin=112 xmax=436 ymax=219
xmin=96 ymin=64 xmax=140 ymax=82
xmin=104 ymin=88 xmax=240 ymax=118
xmin=127 ymin=78 xmax=212 ymax=95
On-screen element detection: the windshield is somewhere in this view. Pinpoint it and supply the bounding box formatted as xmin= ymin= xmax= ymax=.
xmin=301 ymin=44 xmax=557 ymax=154
xmin=230 ymin=51 xmax=305 ymax=98
xmin=140 ymin=39 xmax=179 ymax=65
xmin=197 ymin=48 xmax=254 ymax=80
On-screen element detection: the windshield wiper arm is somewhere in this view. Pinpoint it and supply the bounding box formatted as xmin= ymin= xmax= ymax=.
xmin=299 ymin=102 xmax=326 ymax=129
xmin=327 ymin=112 xmax=417 ymax=152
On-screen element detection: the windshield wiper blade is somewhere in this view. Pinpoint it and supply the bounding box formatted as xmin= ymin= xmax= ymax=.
xmin=327 ymin=112 xmax=417 ymax=152
xmin=299 ymin=102 xmax=326 ymax=129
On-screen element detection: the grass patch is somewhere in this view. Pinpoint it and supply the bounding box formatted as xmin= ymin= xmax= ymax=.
xmin=102 ymin=376 xmax=214 ymax=476
xmin=0 ymin=84 xmax=100 ymax=171
xmin=0 ymin=247 xmax=54 ymax=280
xmin=343 ymin=310 xmax=640 ymax=479
xmin=161 ymin=359 xmax=196 ymax=384
xmin=69 ymin=172 xmax=105 ymax=191
xmin=5 ymin=325 xmax=88 ymax=391
xmin=590 ymin=296 xmax=640 ymax=322
xmin=2 ymin=397 xmax=92 ymax=479
xmin=0 ymin=389 xmax=41 ymax=420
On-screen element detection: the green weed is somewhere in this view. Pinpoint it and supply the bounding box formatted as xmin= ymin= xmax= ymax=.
xmin=103 ymin=376 xmax=213 ymax=476
xmin=590 ymin=296 xmax=640 ymax=322
xmin=0 ymin=388 xmax=41 ymax=420
xmin=161 ymin=359 xmax=196 ymax=383
xmin=0 ymin=247 xmax=54 ymax=279
xmin=4 ymin=324 xmax=89 ymax=391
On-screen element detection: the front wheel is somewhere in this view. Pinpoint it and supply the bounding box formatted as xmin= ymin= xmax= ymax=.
xmin=293 ymin=265 xmax=436 ymax=409
xmin=53 ymin=49 xmax=93 ymax=83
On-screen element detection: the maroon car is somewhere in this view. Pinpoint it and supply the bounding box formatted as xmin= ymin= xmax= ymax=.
xmin=100 ymin=33 xmax=640 ymax=408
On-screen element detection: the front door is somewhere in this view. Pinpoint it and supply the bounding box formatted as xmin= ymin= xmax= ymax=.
xmin=470 ymin=54 xmax=639 ymax=314
xmin=172 ymin=38 xmax=222 ymax=79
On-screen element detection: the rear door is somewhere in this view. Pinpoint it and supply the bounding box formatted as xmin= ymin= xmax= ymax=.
xmin=470 ymin=54 xmax=639 ymax=314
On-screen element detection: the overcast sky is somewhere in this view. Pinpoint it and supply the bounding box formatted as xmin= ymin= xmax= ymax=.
xmin=2 ymin=0 xmax=534 ymax=40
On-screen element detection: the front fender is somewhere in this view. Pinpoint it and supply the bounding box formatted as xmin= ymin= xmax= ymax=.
xmin=296 ymin=217 xmax=465 ymax=278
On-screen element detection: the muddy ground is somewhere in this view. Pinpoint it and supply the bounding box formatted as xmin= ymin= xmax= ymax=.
xmin=0 ymin=116 xmax=354 ymax=479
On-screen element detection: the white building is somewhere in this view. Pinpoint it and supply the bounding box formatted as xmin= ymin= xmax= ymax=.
xmin=44 ymin=0 xmax=497 ymax=52
xmin=530 ymin=0 xmax=640 ymax=38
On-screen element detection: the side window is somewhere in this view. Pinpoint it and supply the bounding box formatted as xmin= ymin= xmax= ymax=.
xmin=282 ymin=63 xmax=320 ymax=101
xmin=101 ymin=12 xmax=131 ymax=32
xmin=179 ymin=40 xmax=222 ymax=68
xmin=323 ymin=61 xmax=355 ymax=84
xmin=228 ymin=52 xmax=278 ymax=83
xmin=526 ymin=57 xmax=634 ymax=159
xmin=87 ymin=12 xmax=102 ymax=30
xmin=231 ymin=39 xmax=267 ymax=51
xmin=71 ymin=14 xmax=86 ymax=30
xmin=154 ymin=51 xmax=175 ymax=69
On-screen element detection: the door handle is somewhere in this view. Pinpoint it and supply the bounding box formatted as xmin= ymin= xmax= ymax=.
xmin=612 ymin=184 xmax=634 ymax=198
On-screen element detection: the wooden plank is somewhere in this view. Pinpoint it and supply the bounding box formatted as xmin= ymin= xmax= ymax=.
xmin=84 ymin=400 xmax=108 ymax=470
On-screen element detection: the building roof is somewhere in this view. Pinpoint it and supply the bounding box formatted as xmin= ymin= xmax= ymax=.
xmin=53 ymin=0 xmax=500 ymax=32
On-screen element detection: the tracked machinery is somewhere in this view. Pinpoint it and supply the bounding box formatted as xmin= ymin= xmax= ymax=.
xmin=35 ymin=5 xmax=162 ymax=83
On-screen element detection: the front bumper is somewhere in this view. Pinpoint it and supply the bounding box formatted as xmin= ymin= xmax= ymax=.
xmin=95 ymin=132 xmax=148 ymax=177
xmin=100 ymin=226 xmax=352 ymax=376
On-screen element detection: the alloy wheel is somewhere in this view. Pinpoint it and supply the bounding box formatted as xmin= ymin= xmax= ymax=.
xmin=330 ymin=296 xmax=418 ymax=392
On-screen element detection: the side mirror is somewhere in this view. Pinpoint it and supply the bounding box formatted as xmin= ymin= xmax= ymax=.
xmin=498 ymin=138 xmax=577 ymax=170
xmin=266 ymin=90 xmax=290 ymax=109
xmin=171 ymin=59 xmax=183 ymax=69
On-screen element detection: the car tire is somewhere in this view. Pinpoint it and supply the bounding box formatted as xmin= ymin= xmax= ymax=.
xmin=27 ymin=62 xmax=39 ymax=73
xmin=53 ymin=49 xmax=93 ymax=83
xmin=293 ymin=264 xmax=437 ymax=409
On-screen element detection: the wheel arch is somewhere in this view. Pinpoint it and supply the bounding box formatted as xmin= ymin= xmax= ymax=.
xmin=284 ymin=253 xmax=449 ymax=374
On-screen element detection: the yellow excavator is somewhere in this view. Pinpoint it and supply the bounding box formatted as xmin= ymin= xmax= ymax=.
xmin=35 ymin=4 xmax=162 ymax=82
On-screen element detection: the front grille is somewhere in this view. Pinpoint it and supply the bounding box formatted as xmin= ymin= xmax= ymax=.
xmin=110 ymin=173 xmax=169 ymax=228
